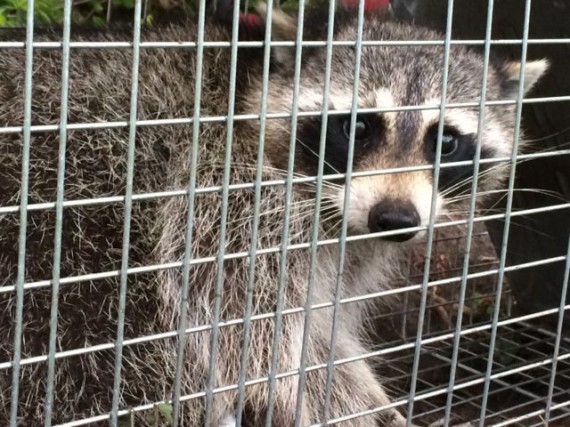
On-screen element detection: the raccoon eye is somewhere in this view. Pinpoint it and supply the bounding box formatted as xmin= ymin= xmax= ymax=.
xmin=342 ymin=116 xmax=370 ymax=141
xmin=435 ymin=131 xmax=459 ymax=156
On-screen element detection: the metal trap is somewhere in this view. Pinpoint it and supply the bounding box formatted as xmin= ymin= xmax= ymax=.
xmin=380 ymin=321 xmax=570 ymax=426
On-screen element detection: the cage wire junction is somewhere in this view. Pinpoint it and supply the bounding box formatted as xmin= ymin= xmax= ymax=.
xmin=0 ymin=0 xmax=569 ymax=425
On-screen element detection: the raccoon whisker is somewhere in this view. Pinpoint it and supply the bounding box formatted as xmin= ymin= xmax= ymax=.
xmin=443 ymin=189 xmax=529 ymax=220
xmin=251 ymin=199 xmax=340 ymax=229
xmin=314 ymin=198 xmax=341 ymax=210
xmin=207 ymin=158 xmax=344 ymax=192
xmin=441 ymin=145 xmax=570 ymax=200
xmin=438 ymin=171 xmax=490 ymax=199
xmin=441 ymin=210 xmax=552 ymax=238
xmin=443 ymin=207 xmax=523 ymax=217
xmin=444 ymin=188 xmax=566 ymax=205
xmin=303 ymin=180 xmax=344 ymax=192
xmin=287 ymin=201 xmax=339 ymax=222
xmin=2 ymin=5 xmax=549 ymax=424
xmin=482 ymin=187 xmax=567 ymax=218
xmin=439 ymin=159 xmax=517 ymax=199
xmin=208 ymin=161 xmax=296 ymax=181
xmin=226 ymin=199 xmax=322 ymax=229
xmin=443 ymin=206 xmax=511 ymax=216
xmin=319 ymin=206 xmax=343 ymax=221
xmin=235 ymin=163 xmax=343 ymax=192
xmin=350 ymin=207 xmax=372 ymax=213
xmin=324 ymin=216 xmax=342 ymax=237
xmin=438 ymin=175 xmax=480 ymax=200
xmin=304 ymin=205 xmax=344 ymax=229
xmin=489 ymin=216 xmax=554 ymax=238
xmin=526 ymin=140 xmax=570 ymax=155
xmin=292 ymin=182 xmax=343 ymax=195
xmin=523 ymin=124 xmax=570 ymax=144
xmin=286 ymin=207 xmax=344 ymax=243
xmin=295 ymin=137 xmax=342 ymax=176
xmin=296 ymin=204 xmax=342 ymax=228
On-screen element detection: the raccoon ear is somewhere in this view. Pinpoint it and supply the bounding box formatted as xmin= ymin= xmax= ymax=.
xmin=500 ymin=59 xmax=549 ymax=98
xmin=255 ymin=3 xmax=298 ymax=69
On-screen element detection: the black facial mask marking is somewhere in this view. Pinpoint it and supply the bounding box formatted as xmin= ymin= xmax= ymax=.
xmin=297 ymin=112 xmax=384 ymax=176
xmin=423 ymin=124 xmax=494 ymax=195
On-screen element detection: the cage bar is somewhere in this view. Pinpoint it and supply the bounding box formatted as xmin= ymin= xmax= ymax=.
xmin=9 ymin=0 xmax=36 ymax=423
xmin=443 ymin=0 xmax=495 ymax=424
xmin=108 ymin=0 xmax=144 ymax=423
xmin=43 ymin=0 xmax=73 ymax=424
xmin=234 ymin=0 xmax=276 ymax=424
xmin=0 ymin=0 xmax=568 ymax=425
xmin=321 ymin=0 xmax=367 ymax=422
xmin=478 ymin=0 xmax=534 ymax=423
xmin=407 ymin=0 xmax=455 ymax=422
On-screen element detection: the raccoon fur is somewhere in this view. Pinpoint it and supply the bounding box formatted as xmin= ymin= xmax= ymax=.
xmin=0 ymin=4 xmax=547 ymax=427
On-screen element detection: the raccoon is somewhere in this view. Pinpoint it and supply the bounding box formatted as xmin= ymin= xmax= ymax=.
xmin=0 ymin=3 xmax=546 ymax=427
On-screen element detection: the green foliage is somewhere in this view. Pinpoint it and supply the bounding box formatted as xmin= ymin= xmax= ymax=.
xmin=0 ymin=0 xmax=63 ymax=26
xmin=117 ymin=403 xmax=174 ymax=426
xmin=0 ymin=0 xmax=155 ymax=27
xmin=156 ymin=403 xmax=174 ymax=424
xmin=0 ymin=0 xmax=303 ymax=28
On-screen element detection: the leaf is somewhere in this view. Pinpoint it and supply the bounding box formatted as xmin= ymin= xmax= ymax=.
xmin=116 ymin=0 xmax=134 ymax=8
xmin=157 ymin=403 xmax=174 ymax=425
xmin=92 ymin=15 xmax=106 ymax=27
xmin=92 ymin=0 xmax=104 ymax=13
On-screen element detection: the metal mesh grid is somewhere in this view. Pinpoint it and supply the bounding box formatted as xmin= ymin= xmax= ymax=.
xmin=380 ymin=321 xmax=570 ymax=426
xmin=0 ymin=0 xmax=569 ymax=425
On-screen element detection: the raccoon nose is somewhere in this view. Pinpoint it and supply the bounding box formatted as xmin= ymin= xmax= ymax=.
xmin=368 ymin=201 xmax=420 ymax=242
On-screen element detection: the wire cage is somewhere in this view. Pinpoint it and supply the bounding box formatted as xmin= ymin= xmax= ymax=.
xmin=0 ymin=0 xmax=569 ymax=426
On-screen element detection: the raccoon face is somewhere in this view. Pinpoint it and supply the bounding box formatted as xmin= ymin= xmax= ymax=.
xmin=245 ymin=9 xmax=547 ymax=242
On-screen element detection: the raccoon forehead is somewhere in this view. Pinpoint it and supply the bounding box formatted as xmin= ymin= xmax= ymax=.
xmin=421 ymin=102 xmax=480 ymax=136
xmin=256 ymin=36 xmax=486 ymax=114
xmin=420 ymin=98 xmax=512 ymax=156
xmin=290 ymin=84 xmax=396 ymax=113
xmin=263 ymin=84 xmax=395 ymax=114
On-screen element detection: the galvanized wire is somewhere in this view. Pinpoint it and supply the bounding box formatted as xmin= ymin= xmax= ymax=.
xmin=169 ymin=0 xmax=208 ymax=423
xmin=293 ymin=1 xmax=337 ymax=425
xmin=2 ymin=255 xmax=568 ymax=384
xmin=479 ymin=0 xmax=534 ymax=423
xmin=443 ymin=0 xmax=495 ymax=424
xmin=43 ymin=0 xmax=74 ymax=424
xmin=264 ymin=1 xmax=307 ymax=424
xmin=9 ymin=0 xmax=35 ymax=423
xmin=49 ymin=336 xmax=570 ymax=427
xmin=1 ymin=1 xmax=569 ymax=425
xmin=544 ymin=233 xmax=570 ymax=423
xmin=1 ymin=202 xmax=568 ymax=298
xmin=204 ymin=0 xmax=242 ymax=422
xmin=406 ymin=0 xmax=455 ymax=423
xmin=0 ymin=148 xmax=568 ymax=217
xmin=1 ymin=37 xmax=570 ymax=50
xmin=3 ymin=95 xmax=570 ymax=135
xmin=233 ymin=2 xmax=275 ymax=425
xmin=493 ymin=400 xmax=570 ymax=427
xmin=109 ymin=0 xmax=144 ymax=424
xmin=321 ymin=0 xmax=366 ymax=421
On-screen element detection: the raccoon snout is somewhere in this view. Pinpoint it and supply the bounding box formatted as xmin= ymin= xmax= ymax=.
xmin=367 ymin=200 xmax=420 ymax=242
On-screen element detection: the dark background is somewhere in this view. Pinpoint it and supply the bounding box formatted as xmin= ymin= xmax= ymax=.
xmin=391 ymin=0 xmax=570 ymax=325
